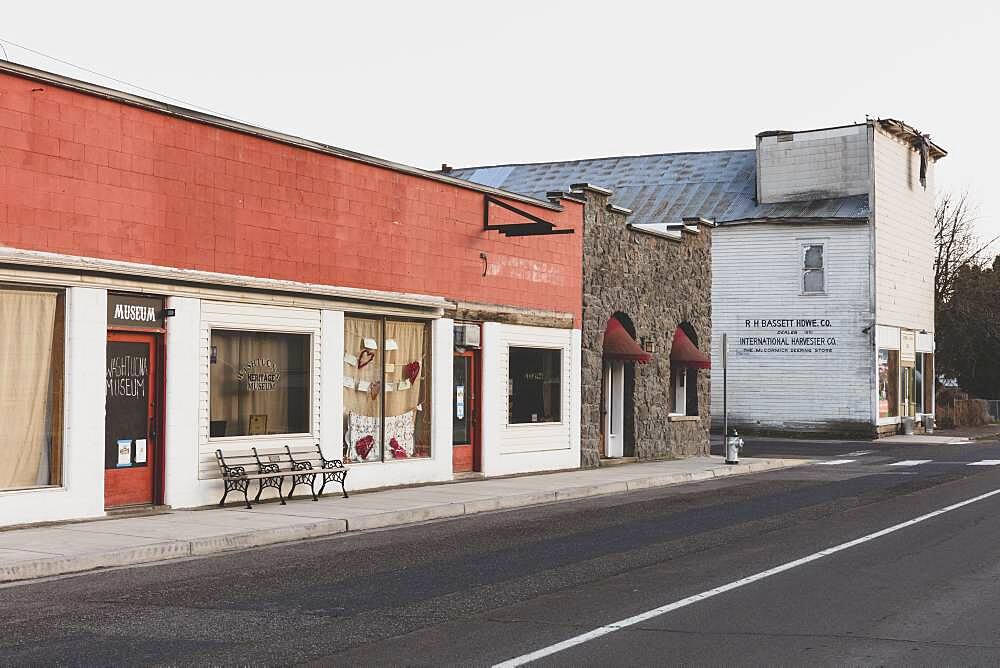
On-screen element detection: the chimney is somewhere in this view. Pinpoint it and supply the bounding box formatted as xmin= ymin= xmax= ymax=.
xmin=440 ymin=163 xmax=453 ymax=174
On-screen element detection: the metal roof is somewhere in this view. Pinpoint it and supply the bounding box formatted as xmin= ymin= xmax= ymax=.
xmin=449 ymin=149 xmax=870 ymax=226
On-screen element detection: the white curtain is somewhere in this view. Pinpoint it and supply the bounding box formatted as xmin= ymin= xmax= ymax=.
xmin=0 ymin=289 xmax=58 ymax=490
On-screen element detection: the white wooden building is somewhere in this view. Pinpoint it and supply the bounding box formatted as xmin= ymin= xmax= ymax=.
xmin=712 ymin=120 xmax=945 ymax=437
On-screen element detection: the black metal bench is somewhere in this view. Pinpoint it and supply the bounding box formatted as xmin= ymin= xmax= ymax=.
xmin=215 ymin=444 xmax=349 ymax=509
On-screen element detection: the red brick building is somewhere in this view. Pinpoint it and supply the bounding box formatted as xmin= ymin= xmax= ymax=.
xmin=0 ymin=61 xmax=583 ymax=526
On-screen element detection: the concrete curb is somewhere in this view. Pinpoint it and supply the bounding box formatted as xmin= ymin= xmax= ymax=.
xmin=0 ymin=458 xmax=803 ymax=585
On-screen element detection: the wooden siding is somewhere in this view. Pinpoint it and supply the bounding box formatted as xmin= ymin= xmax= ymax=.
xmin=711 ymin=222 xmax=875 ymax=432
xmin=758 ymin=125 xmax=870 ymax=204
xmin=873 ymin=128 xmax=936 ymax=333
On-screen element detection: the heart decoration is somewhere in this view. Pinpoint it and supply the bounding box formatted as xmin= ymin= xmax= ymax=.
xmin=355 ymin=435 xmax=374 ymax=460
xmin=389 ymin=437 xmax=408 ymax=459
xmin=404 ymin=361 xmax=421 ymax=384
xmin=357 ymin=349 xmax=376 ymax=370
xmin=368 ymin=381 xmax=382 ymax=400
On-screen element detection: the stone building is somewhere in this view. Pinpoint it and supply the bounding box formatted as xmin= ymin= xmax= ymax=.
xmin=454 ymin=117 xmax=945 ymax=441
xmin=448 ymin=172 xmax=713 ymax=466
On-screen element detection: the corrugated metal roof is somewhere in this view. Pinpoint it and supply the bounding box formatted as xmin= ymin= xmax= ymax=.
xmin=450 ymin=150 xmax=870 ymax=226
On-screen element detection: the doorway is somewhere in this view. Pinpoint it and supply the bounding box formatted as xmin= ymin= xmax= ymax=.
xmin=453 ymin=349 xmax=480 ymax=473
xmin=105 ymin=331 xmax=162 ymax=508
xmin=603 ymin=360 xmax=625 ymax=457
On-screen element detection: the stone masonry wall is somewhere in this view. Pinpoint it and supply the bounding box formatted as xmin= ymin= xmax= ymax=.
xmin=575 ymin=187 xmax=712 ymax=467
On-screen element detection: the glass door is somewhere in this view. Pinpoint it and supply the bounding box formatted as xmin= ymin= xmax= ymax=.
xmin=453 ymin=350 xmax=478 ymax=472
xmin=105 ymin=332 xmax=159 ymax=507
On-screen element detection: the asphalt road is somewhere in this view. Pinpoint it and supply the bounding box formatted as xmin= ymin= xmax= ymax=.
xmin=4 ymin=437 xmax=1000 ymax=666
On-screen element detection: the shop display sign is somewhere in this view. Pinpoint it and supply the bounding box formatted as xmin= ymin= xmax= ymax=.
xmin=107 ymin=294 xmax=165 ymax=329
xmin=236 ymin=358 xmax=281 ymax=391
xmin=735 ymin=316 xmax=839 ymax=355
xmin=900 ymin=330 xmax=916 ymax=366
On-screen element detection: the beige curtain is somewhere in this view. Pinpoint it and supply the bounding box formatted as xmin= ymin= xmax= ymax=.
xmin=344 ymin=317 xmax=382 ymax=461
xmin=385 ymin=320 xmax=431 ymax=456
xmin=210 ymin=332 xmax=306 ymax=435
xmin=0 ymin=289 xmax=59 ymax=490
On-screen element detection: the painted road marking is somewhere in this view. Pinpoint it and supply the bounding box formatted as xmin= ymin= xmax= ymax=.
xmin=968 ymin=460 xmax=1000 ymax=466
xmin=815 ymin=459 xmax=857 ymax=466
xmin=843 ymin=450 xmax=874 ymax=456
xmin=492 ymin=487 xmax=1000 ymax=668
xmin=889 ymin=460 xmax=933 ymax=467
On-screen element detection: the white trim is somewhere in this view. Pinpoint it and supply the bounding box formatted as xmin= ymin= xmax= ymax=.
xmin=0 ymin=246 xmax=448 ymax=312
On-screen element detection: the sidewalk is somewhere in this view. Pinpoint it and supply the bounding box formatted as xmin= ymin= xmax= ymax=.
xmin=0 ymin=456 xmax=804 ymax=584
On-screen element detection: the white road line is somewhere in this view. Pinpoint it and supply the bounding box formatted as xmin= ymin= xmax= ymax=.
xmin=815 ymin=459 xmax=856 ymax=466
xmin=843 ymin=450 xmax=874 ymax=456
xmin=889 ymin=460 xmax=933 ymax=467
xmin=968 ymin=460 xmax=1000 ymax=466
xmin=492 ymin=486 xmax=1000 ymax=668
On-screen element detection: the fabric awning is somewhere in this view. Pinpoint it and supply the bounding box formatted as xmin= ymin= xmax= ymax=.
xmin=670 ymin=327 xmax=710 ymax=369
xmin=603 ymin=317 xmax=651 ymax=363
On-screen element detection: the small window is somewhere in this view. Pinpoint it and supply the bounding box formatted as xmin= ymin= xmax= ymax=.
xmin=509 ymin=347 xmax=562 ymax=424
xmin=802 ymin=244 xmax=825 ymax=293
xmin=209 ymin=330 xmax=311 ymax=437
xmin=670 ymin=365 xmax=699 ymax=416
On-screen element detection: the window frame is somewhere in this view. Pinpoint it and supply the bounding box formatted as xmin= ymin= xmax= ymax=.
xmin=801 ymin=242 xmax=826 ymax=295
xmin=507 ymin=345 xmax=564 ymax=426
xmin=207 ymin=328 xmax=314 ymax=441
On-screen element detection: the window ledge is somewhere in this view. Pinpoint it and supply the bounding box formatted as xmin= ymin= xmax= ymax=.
xmin=667 ymin=415 xmax=700 ymax=422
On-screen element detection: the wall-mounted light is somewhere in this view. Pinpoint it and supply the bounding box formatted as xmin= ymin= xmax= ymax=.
xmin=641 ymin=336 xmax=656 ymax=354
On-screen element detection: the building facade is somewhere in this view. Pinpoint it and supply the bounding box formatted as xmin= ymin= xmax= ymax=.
xmin=0 ymin=61 xmax=583 ymax=527
xmin=713 ymin=121 xmax=943 ymax=437
xmin=449 ymin=173 xmax=713 ymax=465
xmin=452 ymin=118 xmax=943 ymax=442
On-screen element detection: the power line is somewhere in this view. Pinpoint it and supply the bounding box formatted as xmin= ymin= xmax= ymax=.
xmin=0 ymin=36 xmax=252 ymax=124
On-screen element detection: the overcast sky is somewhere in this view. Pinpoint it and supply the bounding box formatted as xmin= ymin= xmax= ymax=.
xmin=4 ymin=1 xmax=998 ymax=239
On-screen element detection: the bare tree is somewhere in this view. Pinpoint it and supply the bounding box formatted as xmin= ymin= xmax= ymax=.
xmin=934 ymin=191 xmax=997 ymax=304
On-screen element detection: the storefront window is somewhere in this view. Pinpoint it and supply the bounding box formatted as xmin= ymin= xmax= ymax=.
xmin=509 ymin=347 xmax=562 ymax=424
xmin=209 ymin=330 xmax=310 ymax=437
xmin=922 ymin=353 xmax=935 ymax=414
xmin=0 ymin=286 xmax=64 ymax=491
xmin=878 ymin=348 xmax=899 ymax=418
xmin=343 ymin=316 xmax=431 ymax=463
xmin=915 ymin=352 xmax=924 ymax=414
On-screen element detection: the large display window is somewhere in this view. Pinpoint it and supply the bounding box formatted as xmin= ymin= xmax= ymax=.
xmin=209 ymin=330 xmax=311 ymax=437
xmin=343 ymin=316 xmax=431 ymax=463
xmin=508 ymin=347 xmax=562 ymax=424
xmin=0 ymin=286 xmax=65 ymax=491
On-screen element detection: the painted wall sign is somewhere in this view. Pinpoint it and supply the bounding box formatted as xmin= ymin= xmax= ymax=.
xmin=736 ymin=316 xmax=838 ymax=354
xmin=107 ymin=294 xmax=165 ymax=329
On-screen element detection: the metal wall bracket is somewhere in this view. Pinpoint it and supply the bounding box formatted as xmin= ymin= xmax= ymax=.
xmin=483 ymin=195 xmax=575 ymax=237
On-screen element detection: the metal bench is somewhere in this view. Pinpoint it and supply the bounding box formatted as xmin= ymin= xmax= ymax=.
xmin=215 ymin=444 xmax=349 ymax=509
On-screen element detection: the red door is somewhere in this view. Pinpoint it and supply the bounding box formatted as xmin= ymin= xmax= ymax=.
xmin=105 ymin=332 xmax=159 ymax=508
xmin=453 ymin=350 xmax=480 ymax=473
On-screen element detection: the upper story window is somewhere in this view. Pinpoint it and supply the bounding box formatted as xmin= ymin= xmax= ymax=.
xmin=802 ymin=243 xmax=825 ymax=294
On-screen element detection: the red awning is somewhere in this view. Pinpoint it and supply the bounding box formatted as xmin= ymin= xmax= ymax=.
xmin=670 ymin=327 xmax=710 ymax=369
xmin=603 ymin=317 xmax=651 ymax=363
